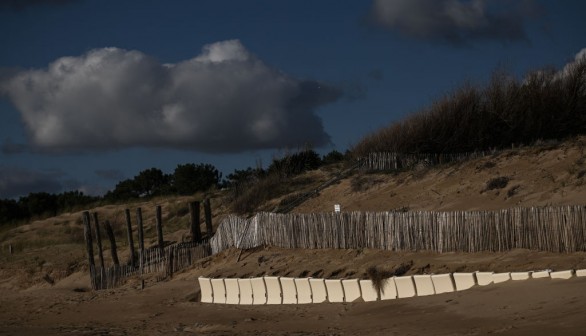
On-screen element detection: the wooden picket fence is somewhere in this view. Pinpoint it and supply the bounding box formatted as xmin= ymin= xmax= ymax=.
xmin=358 ymin=151 xmax=493 ymax=171
xmin=86 ymin=205 xmax=586 ymax=289
xmin=90 ymin=238 xmax=212 ymax=290
xmin=210 ymin=206 xmax=586 ymax=254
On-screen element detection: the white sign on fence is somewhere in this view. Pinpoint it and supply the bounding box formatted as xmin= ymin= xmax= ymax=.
xmin=334 ymin=204 xmax=341 ymax=213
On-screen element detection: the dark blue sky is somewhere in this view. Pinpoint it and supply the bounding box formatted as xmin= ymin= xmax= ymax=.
xmin=1 ymin=0 xmax=585 ymax=198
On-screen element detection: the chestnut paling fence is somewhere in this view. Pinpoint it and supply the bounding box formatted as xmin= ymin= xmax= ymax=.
xmin=89 ymin=239 xmax=212 ymax=290
xmin=83 ymin=202 xmax=215 ymax=290
xmin=210 ymin=206 xmax=586 ymax=254
xmin=85 ymin=205 xmax=586 ymax=290
xmin=358 ymin=151 xmax=494 ymax=171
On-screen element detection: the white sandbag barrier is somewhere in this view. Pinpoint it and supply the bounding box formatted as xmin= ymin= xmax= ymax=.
xmin=210 ymin=278 xmax=226 ymax=304
xmin=198 ymin=269 xmax=582 ymax=305
xmin=264 ymin=276 xmax=282 ymax=304
xmin=324 ymin=279 xmax=345 ymax=303
xmin=359 ymin=279 xmax=379 ymax=302
xmin=413 ymin=275 xmax=435 ymax=296
xmin=251 ymin=277 xmax=267 ymax=305
xmin=280 ymin=277 xmax=298 ymax=304
xmin=309 ymin=278 xmax=328 ymax=303
xmin=342 ymin=279 xmax=362 ymax=303
xmin=379 ymin=277 xmax=398 ymax=300
xmin=550 ymin=270 xmax=574 ymax=279
xmin=532 ymin=270 xmax=551 ymax=278
xmin=511 ymin=272 xmax=531 ymax=280
xmin=394 ymin=276 xmax=417 ymax=298
xmin=475 ymin=271 xmax=494 ymax=286
xmin=238 ymin=278 xmax=254 ymax=305
xmin=492 ymin=272 xmax=511 ymax=284
xmin=198 ymin=277 xmax=213 ymax=303
xmin=224 ymin=278 xmax=240 ymax=304
xmin=294 ymin=278 xmax=313 ymax=304
xmin=431 ymin=274 xmax=455 ymax=294
xmin=453 ymin=273 xmax=476 ymax=291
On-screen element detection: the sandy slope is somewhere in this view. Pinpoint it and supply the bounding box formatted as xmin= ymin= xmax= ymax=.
xmin=2 ymin=138 xmax=586 ymax=335
xmin=295 ymin=137 xmax=586 ymax=213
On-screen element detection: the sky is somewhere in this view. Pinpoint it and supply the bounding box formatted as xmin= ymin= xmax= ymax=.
xmin=0 ymin=0 xmax=585 ymax=199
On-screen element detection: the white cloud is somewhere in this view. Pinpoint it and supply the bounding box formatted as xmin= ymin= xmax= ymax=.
xmin=1 ymin=40 xmax=341 ymax=153
xmin=370 ymin=0 xmax=536 ymax=45
xmin=557 ymin=48 xmax=586 ymax=79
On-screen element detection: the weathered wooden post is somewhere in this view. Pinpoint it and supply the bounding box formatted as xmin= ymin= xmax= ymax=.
xmin=155 ymin=205 xmax=164 ymax=253
xmin=124 ymin=209 xmax=136 ymax=268
xmin=104 ymin=220 xmax=118 ymax=290
xmin=167 ymin=245 xmax=175 ymax=278
xmin=204 ymin=198 xmax=213 ymax=237
xmin=189 ymin=201 xmax=202 ymax=243
xmin=136 ymin=207 xmax=145 ymax=273
xmin=104 ymin=220 xmax=120 ymax=266
xmin=82 ymin=211 xmax=96 ymax=289
xmin=93 ymin=212 xmax=106 ymax=288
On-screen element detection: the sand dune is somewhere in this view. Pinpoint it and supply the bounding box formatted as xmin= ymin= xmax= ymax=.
xmin=2 ymin=138 xmax=586 ymax=334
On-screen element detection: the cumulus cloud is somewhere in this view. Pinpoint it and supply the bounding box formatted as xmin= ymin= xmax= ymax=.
xmin=0 ymin=166 xmax=64 ymax=198
xmin=1 ymin=40 xmax=341 ymax=153
xmin=369 ymin=0 xmax=538 ymax=45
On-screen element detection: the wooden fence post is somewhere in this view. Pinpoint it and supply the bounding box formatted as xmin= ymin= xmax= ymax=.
xmin=124 ymin=209 xmax=136 ymax=268
xmin=104 ymin=220 xmax=120 ymax=266
xmin=189 ymin=201 xmax=202 ymax=243
xmin=136 ymin=207 xmax=145 ymax=272
xmin=93 ymin=212 xmax=106 ymax=274
xmin=167 ymin=245 xmax=175 ymax=278
xmin=204 ymin=198 xmax=213 ymax=237
xmin=156 ymin=205 xmax=164 ymax=253
xmin=82 ymin=211 xmax=96 ymax=289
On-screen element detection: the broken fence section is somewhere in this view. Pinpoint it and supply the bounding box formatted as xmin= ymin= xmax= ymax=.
xmin=90 ymin=238 xmax=212 ymax=290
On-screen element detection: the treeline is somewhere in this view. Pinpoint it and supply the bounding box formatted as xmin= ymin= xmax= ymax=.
xmin=104 ymin=163 xmax=221 ymax=201
xmin=352 ymin=54 xmax=586 ymax=157
xmin=0 ymin=163 xmax=222 ymax=226
xmin=0 ymin=151 xmax=347 ymax=224
xmin=0 ymin=191 xmax=98 ymax=225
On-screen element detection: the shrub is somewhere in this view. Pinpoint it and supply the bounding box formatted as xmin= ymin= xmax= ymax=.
xmin=352 ymin=55 xmax=586 ymax=157
xmin=173 ymin=163 xmax=221 ymax=195
xmin=230 ymin=174 xmax=284 ymax=214
xmin=350 ymin=174 xmax=385 ymax=193
xmin=322 ymin=150 xmax=345 ymax=165
xmin=483 ymin=176 xmax=510 ymax=192
xmin=268 ymin=149 xmax=321 ymax=177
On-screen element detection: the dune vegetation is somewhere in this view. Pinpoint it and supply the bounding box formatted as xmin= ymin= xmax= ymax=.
xmin=352 ymin=55 xmax=586 ymax=157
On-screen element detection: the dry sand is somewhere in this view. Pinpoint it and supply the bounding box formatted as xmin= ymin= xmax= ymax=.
xmin=1 ymin=275 xmax=585 ymax=335
xmin=2 ymin=247 xmax=586 ymax=335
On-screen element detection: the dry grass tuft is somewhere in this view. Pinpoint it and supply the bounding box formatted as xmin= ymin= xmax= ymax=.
xmin=366 ymin=266 xmax=393 ymax=296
